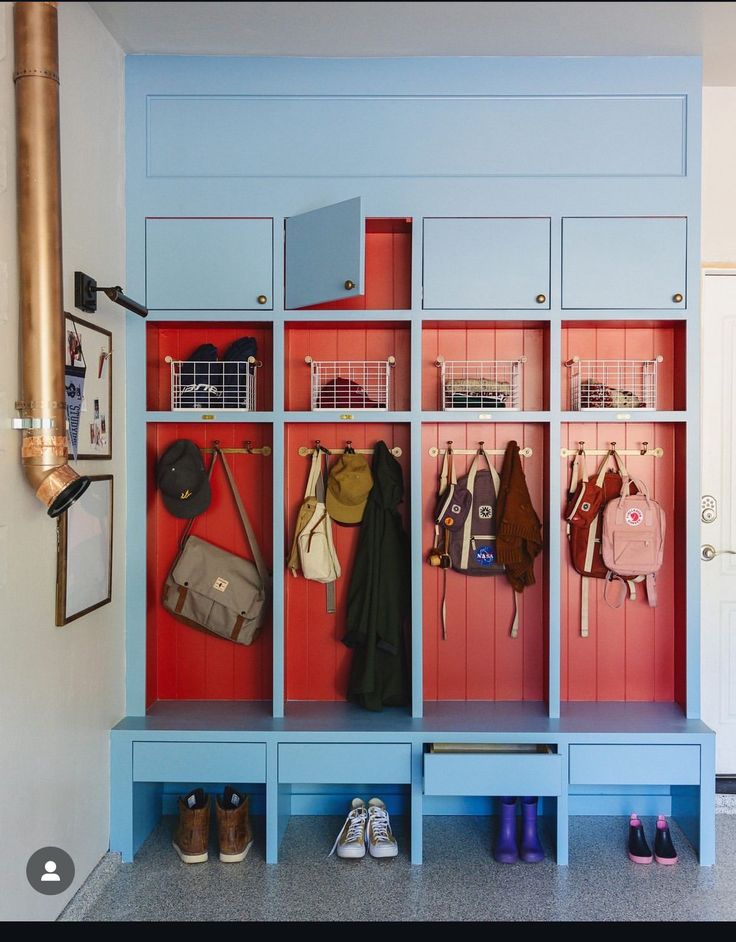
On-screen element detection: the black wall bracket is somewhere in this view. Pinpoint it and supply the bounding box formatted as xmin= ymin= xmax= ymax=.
xmin=74 ymin=271 xmax=148 ymax=318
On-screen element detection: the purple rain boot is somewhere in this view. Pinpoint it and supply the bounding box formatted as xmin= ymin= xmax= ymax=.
xmin=493 ymin=796 xmax=519 ymax=863
xmin=519 ymin=796 xmax=545 ymax=863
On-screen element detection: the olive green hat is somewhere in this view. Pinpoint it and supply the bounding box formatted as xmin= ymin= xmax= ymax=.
xmin=326 ymin=453 xmax=373 ymax=525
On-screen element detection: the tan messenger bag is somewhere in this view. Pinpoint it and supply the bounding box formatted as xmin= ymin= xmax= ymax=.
xmin=162 ymin=444 xmax=271 ymax=645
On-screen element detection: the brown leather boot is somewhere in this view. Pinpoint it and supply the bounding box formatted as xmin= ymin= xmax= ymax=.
xmin=216 ymin=786 xmax=254 ymax=863
xmin=173 ymin=788 xmax=210 ymax=863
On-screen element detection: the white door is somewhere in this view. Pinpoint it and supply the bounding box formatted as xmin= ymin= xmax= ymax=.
xmin=702 ymin=270 xmax=736 ymax=772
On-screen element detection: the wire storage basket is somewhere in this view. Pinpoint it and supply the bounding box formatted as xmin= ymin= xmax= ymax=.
xmin=167 ymin=357 xmax=260 ymax=411
xmin=436 ymin=356 xmax=525 ymax=411
xmin=566 ymin=356 xmax=662 ymax=410
xmin=305 ymin=356 xmax=395 ymax=411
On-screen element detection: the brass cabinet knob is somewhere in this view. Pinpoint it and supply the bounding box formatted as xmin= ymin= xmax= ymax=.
xmin=673 ymin=293 xmax=684 ymax=303
xmin=257 ymin=295 xmax=268 ymax=305
xmin=536 ymin=294 xmax=547 ymax=304
xmin=344 ymin=280 xmax=355 ymax=290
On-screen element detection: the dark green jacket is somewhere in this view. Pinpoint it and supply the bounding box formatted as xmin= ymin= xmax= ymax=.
xmin=343 ymin=441 xmax=410 ymax=711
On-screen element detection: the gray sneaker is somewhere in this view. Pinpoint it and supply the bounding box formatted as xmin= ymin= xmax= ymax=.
xmin=329 ymin=798 xmax=368 ymax=859
xmin=367 ymin=798 xmax=398 ymax=858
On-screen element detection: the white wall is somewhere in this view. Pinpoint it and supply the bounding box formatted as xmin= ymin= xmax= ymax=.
xmin=702 ymin=87 xmax=736 ymax=262
xmin=0 ymin=1 xmax=125 ymax=921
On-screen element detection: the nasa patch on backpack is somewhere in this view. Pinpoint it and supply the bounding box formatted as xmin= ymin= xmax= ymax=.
xmin=474 ymin=544 xmax=495 ymax=567
xmin=625 ymin=507 xmax=644 ymax=527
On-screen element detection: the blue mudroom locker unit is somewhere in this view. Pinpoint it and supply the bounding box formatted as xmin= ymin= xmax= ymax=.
xmin=110 ymin=53 xmax=715 ymax=866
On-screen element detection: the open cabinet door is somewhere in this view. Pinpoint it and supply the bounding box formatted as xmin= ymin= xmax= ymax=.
xmin=285 ymin=197 xmax=365 ymax=309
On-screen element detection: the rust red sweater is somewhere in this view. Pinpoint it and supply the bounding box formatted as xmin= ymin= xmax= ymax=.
xmin=496 ymin=440 xmax=543 ymax=591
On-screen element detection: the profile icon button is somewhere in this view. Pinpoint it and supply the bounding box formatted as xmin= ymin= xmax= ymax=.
xmin=41 ymin=860 xmax=61 ymax=882
xmin=26 ymin=847 xmax=74 ymax=895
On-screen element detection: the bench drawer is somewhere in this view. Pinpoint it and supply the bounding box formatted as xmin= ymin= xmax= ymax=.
xmin=278 ymin=743 xmax=411 ymax=784
xmin=133 ymin=742 xmax=266 ymax=783
xmin=568 ymin=744 xmax=700 ymax=786
xmin=424 ymin=751 xmax=563 ymax=796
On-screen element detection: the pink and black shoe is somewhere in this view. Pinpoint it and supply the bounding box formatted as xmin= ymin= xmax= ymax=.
xmin=654 ymin=815 xmax=678 ymax=865
xmin=627 ymin=813 xmax=653 ymax=864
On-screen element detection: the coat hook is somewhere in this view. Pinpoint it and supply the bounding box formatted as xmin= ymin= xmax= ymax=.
xmin=478 ymin=440 xmax=485 ymax=450
xmin=578 ymin=440 xmax=585 ymax=454
xmin=609 ymin=441 xmax=616 ymax=454
xmin=640 ymin=441 xmax=649 ymax=456
xmin=244 ymin=440 xmax=252 ymax=454
xmin=213 ymin=439 xmax=220 ymax=447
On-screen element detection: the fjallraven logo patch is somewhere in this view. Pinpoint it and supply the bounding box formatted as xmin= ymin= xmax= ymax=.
xmin=478 ymin=505 xmax=493 ymax=519
xmin=213 ymin=577 xmax=229 ymax=592
xmin=474 ymin=545 xmax=495 ymax=567
xmin=625 ymin=507 xmax=644 ymax=527
xmin=581 ymin=501 xmax=591 ymax=512
xmin=180 ymin=489 xmax=192 ymax=500
xmin=451 ymin=503 xmax=462 ymax=515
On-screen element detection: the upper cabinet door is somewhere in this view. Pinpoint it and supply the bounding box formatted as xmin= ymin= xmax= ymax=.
xmin=285 ymin=198 xmax=365 ymax=309
xmin=146 ymin=218 xmax=273 ymax=310
xmin=562 ymin=217 xmax=687 ymax=310
xmin=422 ymin=217 xmax=551 ymax=310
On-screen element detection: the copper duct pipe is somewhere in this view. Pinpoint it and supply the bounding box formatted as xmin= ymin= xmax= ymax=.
xmin=14 ymin=1 xmax=88 ymax=516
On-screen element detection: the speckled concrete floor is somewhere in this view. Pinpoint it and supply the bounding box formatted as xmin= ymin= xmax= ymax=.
xmin=60 ymin=815 xmax=736 ymax=921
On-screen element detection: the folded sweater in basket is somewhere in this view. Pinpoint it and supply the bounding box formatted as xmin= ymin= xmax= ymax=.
xmin=579 ymin=379 xmax=646 ymax=409
xmin=317 ymin=377 xmax=385 ymax=409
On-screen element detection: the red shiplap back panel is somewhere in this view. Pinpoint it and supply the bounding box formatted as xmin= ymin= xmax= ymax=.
xmin=422 ymin=423 xmax=547 ymax=702
xmin=561 ymin=323 xmax=685 ymax=411
xmin=285 ymin=323 xmax=411 ymax=411
xmin=298 ymin=219 xmax=412 ymax=311
xmin=146 ymin=323 xmax=273 ymax=412
xmin=560 ymin=422 xmax=682 ymax=702
xmin=284 ymin=422 xmax=411 ymax=701
xmin=422 ymin=324 xmax=548 ymax=412
xmin=146 ymin=422 xmax=273 ymax=706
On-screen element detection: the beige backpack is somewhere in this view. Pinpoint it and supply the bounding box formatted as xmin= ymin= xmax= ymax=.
xmin=288 ymin=448 xmax=341 ymax=612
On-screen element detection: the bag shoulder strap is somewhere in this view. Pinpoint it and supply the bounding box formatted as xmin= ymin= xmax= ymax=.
xmin=439 ymin=446 xmax=457 ymax=494
xmin=181 ymin=446 xmax=270 ymax=588
xmin=569 ymin=450 xmax=588 ymax=495
xmin=216 ymin=447 xmax=271 ymax=587
xmin=304 ymin=449 xmax=324 ymax=500
xmin=466 ymin=447 xmax=501 ymax=496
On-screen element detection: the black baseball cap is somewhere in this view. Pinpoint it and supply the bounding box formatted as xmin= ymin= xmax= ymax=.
xmin=156 ymin=439 xmax=211 ymax=519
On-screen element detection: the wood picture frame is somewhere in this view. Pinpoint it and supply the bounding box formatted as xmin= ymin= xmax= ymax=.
xmin=65 ymin=313 xmax=112 ymax=460
xmin=56 ymin=475 xmax=114 ymax=626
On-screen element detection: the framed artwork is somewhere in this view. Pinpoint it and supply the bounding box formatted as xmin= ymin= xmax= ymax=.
xmin=64 ymin=313 xmax=112 ymax=460
xmin=55 ymin=475 xmax=114 ymax=626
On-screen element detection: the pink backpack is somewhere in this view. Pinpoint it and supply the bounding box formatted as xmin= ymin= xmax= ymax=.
xmin=601 ymin=477 xmax=665 ymax=609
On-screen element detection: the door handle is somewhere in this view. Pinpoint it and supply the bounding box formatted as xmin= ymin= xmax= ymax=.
xmin=701 ymin=544 xmax=736 ymax=561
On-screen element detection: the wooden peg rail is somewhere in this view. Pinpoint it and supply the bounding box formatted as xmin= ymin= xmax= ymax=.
xmin=560 ymin=444 xmax=663 ymax=458
xmin=201 ymin=443 xmax=272 ymax=456
xmin=428 ymin=446 xmax=533 ymax=458
xmin=299 ymin=445 xmax=403 ymax=457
